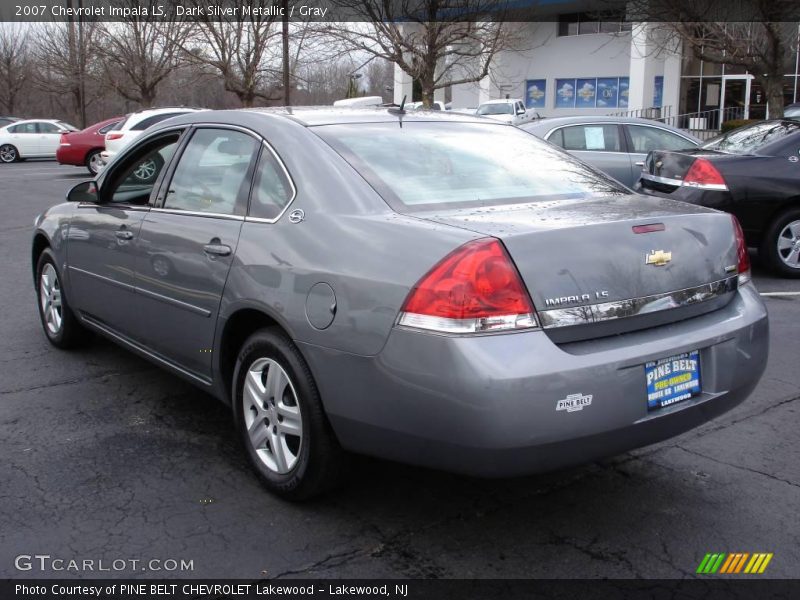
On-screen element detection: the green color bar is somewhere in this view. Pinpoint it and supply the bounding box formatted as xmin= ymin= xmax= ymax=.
xmin=697 ymin=553 xmax=713 ymax=574
xmin=710 ymin=553 xmax=727 ymax=573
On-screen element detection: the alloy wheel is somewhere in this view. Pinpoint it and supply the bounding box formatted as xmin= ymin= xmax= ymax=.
xmin=777 ymin=219 xmax=800 ymax=269
xmin=0 ymin=145 xmax=17 ymax=163
xmin=87 ymin=152 xmax=103 ymax=175
xmin=242 ymin=358 xmax=303 ymax=474
xmin=39 ymin=263 xmax=63 ymax=335
xmin=133 ymin=159 xmax=157 ymax=182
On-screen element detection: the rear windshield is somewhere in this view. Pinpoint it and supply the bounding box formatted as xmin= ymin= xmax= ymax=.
xmin=477 ymin=104 xmax=513 ymax=115
xmin=702 ymin=120 xmax=800 ymax=154
xmin=315 ymin=122 xmax=625 ymax=211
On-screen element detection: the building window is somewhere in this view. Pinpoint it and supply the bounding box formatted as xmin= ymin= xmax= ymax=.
xmin=557 ymin=13 xmax=630 ymax=37
xmin=555 ymin=77 xmax=629 ymax=109
xmin=654 ymin=76 xmax=664 ymax=108
xmin=525 ymin=79 xmax=546 ymax=109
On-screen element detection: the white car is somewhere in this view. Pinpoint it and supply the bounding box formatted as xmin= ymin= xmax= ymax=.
xmin=0 ymin=119 xmax=77 ymax=163
xmin=101 ymin=107 xmax=206 ymax=167
xmin=475 ymin=99 xmax=533 ymax=125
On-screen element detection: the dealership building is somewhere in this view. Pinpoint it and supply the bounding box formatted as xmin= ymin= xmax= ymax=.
xmin=392 ymin=4 xmax=800 ymax=128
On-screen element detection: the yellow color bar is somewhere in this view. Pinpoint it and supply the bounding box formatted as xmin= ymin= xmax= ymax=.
xmin=747 ymin=554 xmax=766 ymax=573
xmin=758 ymin=553 xmax=773 ymax=574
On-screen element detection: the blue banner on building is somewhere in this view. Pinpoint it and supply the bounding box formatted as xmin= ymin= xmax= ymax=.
xmin=525 ymin=79 xmax=546 ymax=109
xmin=575 ymin=78 xmax=597 ymax=108
xmin=619 ymin=77 xmax=630 ymax=108
xmin=555 ymin=79 xmax=576 ymax=108
xmin=653 ymin=75 xmax=664 ymax=108
xmin=596 ymin=78 xmax=619 ymax=108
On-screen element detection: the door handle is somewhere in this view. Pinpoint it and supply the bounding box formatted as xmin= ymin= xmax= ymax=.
xmin=115 ymin=230 xmax=134 ymax=240
xmin=203 ymin=243 xmax=231 ymax=257
xmin=634 ymin=161 xmax=645 ymax=167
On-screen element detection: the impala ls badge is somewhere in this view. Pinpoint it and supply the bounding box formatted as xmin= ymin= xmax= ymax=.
xmin=645 ymin=249 xmax=672 ymax=267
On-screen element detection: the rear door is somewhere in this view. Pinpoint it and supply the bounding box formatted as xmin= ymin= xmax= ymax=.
xmin=7 ymin=122 xmax=38 ymax=155
xmin=547 ymin=124 xmax=633 ymax=185
xmin=133 ymin=127 xmax=260 ymax=378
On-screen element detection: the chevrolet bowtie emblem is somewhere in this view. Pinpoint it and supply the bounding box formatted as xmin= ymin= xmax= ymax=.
xmin=645 ymin=250 xmax=672 ymax=266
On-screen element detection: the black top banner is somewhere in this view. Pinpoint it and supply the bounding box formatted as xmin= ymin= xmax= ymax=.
xmin=1 ymin=0 xmax=799 ymax=23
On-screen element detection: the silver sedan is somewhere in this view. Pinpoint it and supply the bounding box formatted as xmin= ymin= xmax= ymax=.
xmin=32 ymin=109 xmax=767 ymax=499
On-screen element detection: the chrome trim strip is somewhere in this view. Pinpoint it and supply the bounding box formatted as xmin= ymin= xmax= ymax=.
xmin=149 ymin=207 xmax=244 ymax=221
xmin=68 ymin=265 xmax=135 ymax=292
xmin=538 ymin=276 xmax=738 ymax=329
xmin=134 ymin=285 xmax=212 ymax=317
xmin=640 ymin=172 xmax=728 ymax=191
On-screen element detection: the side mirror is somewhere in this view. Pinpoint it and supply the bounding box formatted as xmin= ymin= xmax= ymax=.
xmin=67 ymin=180 xmax=98 ymax=203
xmin=517 ymin=108 xmax=526 ymax=115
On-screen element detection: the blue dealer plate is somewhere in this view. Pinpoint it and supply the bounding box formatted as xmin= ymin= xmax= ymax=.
xmin=645 ymin=350 xmax=701 ymax=411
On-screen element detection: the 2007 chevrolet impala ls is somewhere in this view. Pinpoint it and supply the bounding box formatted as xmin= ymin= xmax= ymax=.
xmin=32 ymin=108 xmax=768 ymax=499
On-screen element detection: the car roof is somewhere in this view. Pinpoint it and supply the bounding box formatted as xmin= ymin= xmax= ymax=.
xmin=521 ymin=115 xmax=698 ymax=137
xmin=239 ymin=107 xmax=497 ymax=127
xmin=8 ymin=118 xmax=64 ymax=125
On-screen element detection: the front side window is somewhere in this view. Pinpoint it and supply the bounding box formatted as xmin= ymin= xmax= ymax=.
xmin=627 ymin=125 xmax=692 ymax=153
xmin=37 ymin=122 xmax=60 ymax=134
xmin=248 ymin=146 xmax=294 ymax=220
xmin=553 ymin=125 xmax=622 ymax=152
xmin=164 ymin=128 xmax=258 ymax=216
xmin=105 ymin=134 xmax=181 ymax=205
xmin=316 ymin=122 xmax=626 ymax=211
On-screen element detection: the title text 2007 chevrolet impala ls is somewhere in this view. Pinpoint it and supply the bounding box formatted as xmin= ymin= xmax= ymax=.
xmin=32 ymin=108 xmax=768 ymax=499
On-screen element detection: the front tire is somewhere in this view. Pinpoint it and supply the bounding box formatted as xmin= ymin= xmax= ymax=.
xmin=232 ymin=328 xmax=345 ymax=500
xmin=760 ymin=208 xmax=800 ymax=278
xmin=35 ymin=249 xmax=90 ymax=348
xmin=0 ymin=144 xmax=18 ymax=163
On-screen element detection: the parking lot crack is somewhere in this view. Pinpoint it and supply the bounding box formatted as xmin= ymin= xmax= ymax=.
xmin=676 ymin=445 xmax=800 ymax=489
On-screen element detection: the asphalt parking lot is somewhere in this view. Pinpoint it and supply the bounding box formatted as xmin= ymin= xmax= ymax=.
xmin=1 ymin=160 xmax=799 ymax=580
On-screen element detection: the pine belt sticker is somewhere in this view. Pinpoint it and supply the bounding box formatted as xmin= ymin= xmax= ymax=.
xmin=556 ymin=393 xmax=593 ymax=413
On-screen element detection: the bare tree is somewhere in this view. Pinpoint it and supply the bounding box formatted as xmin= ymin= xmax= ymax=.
xmin=181 ymin=0 xmax=284 ymax=107
xmin=31 ymin=18 xmax=101 ymax=127
xmin=325 ymin=1 xmax=526 ymax=107
xmin=0 ymin=25 xmax=29 ymax=115
xmin=627 ymin=0 xmax=800 ymax=117
xmin=97 ymin=2 xmax=191 ymax=108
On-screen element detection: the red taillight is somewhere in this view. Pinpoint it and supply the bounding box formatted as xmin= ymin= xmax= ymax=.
xmin=59 ymin=133 xmax=69 ymax=146
xmin=731 ymin=215 xmax=751 ymax=285
xmin=684 ymin=158 xmax=727 ymax=189
xmin=106 ymin=132 xmax=124 ymax=141
xmin=397 ymin=238 xmax=537 ymax=333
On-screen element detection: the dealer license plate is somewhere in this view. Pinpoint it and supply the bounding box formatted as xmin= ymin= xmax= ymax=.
xmin=645 ymin=350 xmax=701 ymax=411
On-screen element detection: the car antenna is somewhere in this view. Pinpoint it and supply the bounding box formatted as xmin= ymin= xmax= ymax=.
xmin=388 ymin=95 xmax=407 ymax=120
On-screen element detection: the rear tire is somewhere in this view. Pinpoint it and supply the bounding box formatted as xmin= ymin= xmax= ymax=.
xmin=232 ymin=328 xmax=346 ymax=500
xmin=0 ymin=144 xmax=18 ymax=163
xmin=759 ymin=208 xmax=800 ymax=278
xmin=85 ymin=149 xmax=103 ymax=175
xmin=35 ymin=249 xmax=91 ymax=348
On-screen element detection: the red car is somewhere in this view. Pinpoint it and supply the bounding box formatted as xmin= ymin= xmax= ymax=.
xmin=56 ymin=116 xmax=122 ymax=175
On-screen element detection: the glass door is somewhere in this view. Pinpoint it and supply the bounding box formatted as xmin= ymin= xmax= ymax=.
xmin=720 ymin=76 xmax=752 ymax=123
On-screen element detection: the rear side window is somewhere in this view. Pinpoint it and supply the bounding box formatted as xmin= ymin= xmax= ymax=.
xmin=9 ymin=123 xmax=36 ymax=134
xmin=316 ymin=122 xmax=626 ymax=211
xmin=164 ymin=128 xmax=259 ymax=216
xmin=248 ymin=146 xmax=294 ymax=220
xmin=702 ymin=120 xmax=800 ymax=154
xmin=627 ymin=125 xmax=692 ymax=153
xmin=98 ymin=121 xmax=120 ymax=135
xmin=554 ymin=125 xmax=621 ymax=152
xmin=132 ymin=112 xmax=186 ymax=131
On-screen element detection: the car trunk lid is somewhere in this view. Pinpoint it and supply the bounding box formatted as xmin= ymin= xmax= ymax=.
xmin=412 ymin=195 xmax=740 ymax=342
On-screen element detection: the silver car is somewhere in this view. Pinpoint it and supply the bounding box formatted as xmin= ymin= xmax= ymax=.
xmin=521 ymin=116 xmax=701 ymax=187
xmin=32 ymin=109 xmax=768 ymax=499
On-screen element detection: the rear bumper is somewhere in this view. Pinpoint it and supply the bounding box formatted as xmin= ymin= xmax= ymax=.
xmin=56 ymin=145 xmax=84 ymax=166
xmin=300 ymin=284 xmax=768 ymax=477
